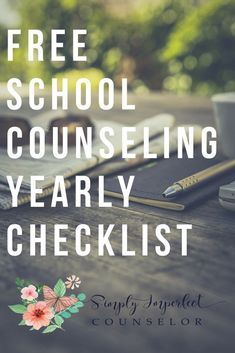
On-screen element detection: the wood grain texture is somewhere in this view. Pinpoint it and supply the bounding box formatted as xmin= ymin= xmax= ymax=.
xmin=0 ymin=93 xmax=234 ymax=353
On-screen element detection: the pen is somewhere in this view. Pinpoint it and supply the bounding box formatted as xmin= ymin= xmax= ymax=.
xmin=162 ymin=159 xmax=235 ymax=198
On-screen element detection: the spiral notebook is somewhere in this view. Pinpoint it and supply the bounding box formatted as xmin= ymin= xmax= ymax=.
xmin=0 ymin=113 xmax=173 ymax=210
xmin=104 ymin=154 xmax=235 ymax=211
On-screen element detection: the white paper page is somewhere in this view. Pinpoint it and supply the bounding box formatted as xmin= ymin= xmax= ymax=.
xmin=0 ymin=114 xmax=175 ymax=190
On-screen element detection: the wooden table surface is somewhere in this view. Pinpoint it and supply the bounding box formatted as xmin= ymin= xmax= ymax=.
xmin=0 ymin=93 xmax=234 ymax=353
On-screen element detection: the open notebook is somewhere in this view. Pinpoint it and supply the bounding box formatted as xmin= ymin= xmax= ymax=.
xmin=0 ymin=113 xmax=174 ymax=210
xmin=104 ymin=153 xmax=235 ymax=211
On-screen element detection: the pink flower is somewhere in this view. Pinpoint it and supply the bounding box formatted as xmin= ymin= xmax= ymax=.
xmin=65 ymin=275 xmax=81 ymax=290
xmin=21 ymin=285 xmax=38 ymax=301
xmin=23 ymin=301 xmax=54 ymax=330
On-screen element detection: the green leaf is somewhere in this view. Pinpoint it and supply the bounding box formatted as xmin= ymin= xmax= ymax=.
xmin=42 ymin=325 xmax=58 ymax=334
xmin=61 ymin=311 xmax=71 ymax=319
xmin=77 ymin=293 xmax=86 ymax=301
xmin=54 ymin=315 xmax=64 ymax=326
xmin=37 ymin=285 xmax=43 ymax=294
xmin=18 ymin=320 xmax=26 ymax=326
xmin=75 ymin=301 xmax=84 ymax=308
xmin=54 ymin=279 xmax=66 ymax=297
xmin=69 ymin=306 xmax=79 ymax=314
xmin=15 ymin=278 xmax=26 ymax=291
xmin=15 ymin=278 xmax=24 ymax=287
xmin=9 ymin=304 xmax=27 ymax=314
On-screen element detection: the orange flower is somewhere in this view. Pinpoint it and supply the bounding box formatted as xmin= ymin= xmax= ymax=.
xmin=23 ymin=301 xmax=54 ymax=330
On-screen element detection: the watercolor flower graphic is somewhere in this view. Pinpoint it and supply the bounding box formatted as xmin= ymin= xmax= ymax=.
xmin=21 ymin=285 xmax=38 ymax=301
xmin=9 ymin=275 xmax=86 ymax=334
xmin=23 ymin=301 xmax=54 ymax=330
xmin=65 ymin=275 xmax=81 ymax=290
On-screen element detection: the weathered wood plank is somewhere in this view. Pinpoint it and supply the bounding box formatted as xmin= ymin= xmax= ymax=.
xmin=0 ymin=93 xmax=234 ymax=353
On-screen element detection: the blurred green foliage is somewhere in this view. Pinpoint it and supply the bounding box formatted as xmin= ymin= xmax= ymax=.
xmin=0 ymin=0 xmax=234 ymax=95
xmin=161 ymin=0 xmax=235 ymax=94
